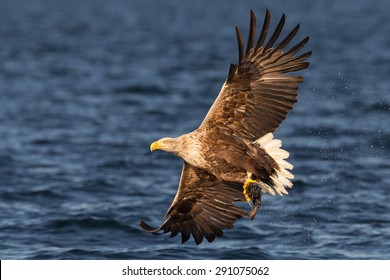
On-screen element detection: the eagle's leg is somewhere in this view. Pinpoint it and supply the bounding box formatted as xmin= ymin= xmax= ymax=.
xmin=243 ymin=172 xmax=256 ymax=202
xmin=243 ymin=172 xmax=262 ymax=220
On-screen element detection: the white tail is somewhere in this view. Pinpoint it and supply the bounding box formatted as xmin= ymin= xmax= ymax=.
xmin=254 ymin=132 xmax=294 ymax=196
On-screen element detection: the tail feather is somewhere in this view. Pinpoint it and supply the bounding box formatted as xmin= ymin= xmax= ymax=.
xmin=254 ymin=132 xmax=294 ymax=196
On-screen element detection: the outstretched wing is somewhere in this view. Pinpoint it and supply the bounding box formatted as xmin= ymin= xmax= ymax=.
xmin=140 ymin=162 xmax=246 ymax=245
xmin=199 ymin=9 xmax=311 ymax=140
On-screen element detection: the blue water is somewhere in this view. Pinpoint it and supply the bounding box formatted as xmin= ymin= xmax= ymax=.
xmin=1 ymin=0 xmax=389 ymax=259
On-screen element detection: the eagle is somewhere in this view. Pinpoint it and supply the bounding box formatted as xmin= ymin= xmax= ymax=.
xmin=140 ymin=9 xmax=311 ymax=245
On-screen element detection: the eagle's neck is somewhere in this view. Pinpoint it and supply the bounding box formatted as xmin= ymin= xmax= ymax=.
xmin=176 ymin=133 xmax=206 ymax=168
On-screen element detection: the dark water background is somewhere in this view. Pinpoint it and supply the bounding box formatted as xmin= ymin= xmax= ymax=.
xmin=1 ymin=0 xmax=389 ymax=259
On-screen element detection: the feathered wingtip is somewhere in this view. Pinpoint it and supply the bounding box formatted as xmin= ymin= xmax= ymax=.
xmin=227 ymin=8 xmax=311 ymax=83
xmin=140 ymin=220 xmax=162 ymax=234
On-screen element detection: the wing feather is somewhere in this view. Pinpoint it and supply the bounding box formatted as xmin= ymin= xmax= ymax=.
xmin=235 ymin=27 xmax=245 ymax=64
xmin=245 ymin=10 xmax=256 ymax=55
xmin=140 ymin=163 xmax=246 ymax=245
xmin=264 ymin=14 xmax=285 ymax=51
xmin=199 ymin=10 xmax=311 ymax=140
xmin=255 ymin=9 xmax=271 ymax=51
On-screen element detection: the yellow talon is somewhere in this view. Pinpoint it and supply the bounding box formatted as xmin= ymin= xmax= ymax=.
xmin=243 ymin=177 xmax=257 ymax=202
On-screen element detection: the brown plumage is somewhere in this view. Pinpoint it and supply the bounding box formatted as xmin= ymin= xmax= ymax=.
xmin=141 ymin=9 xmax=311 ymax=245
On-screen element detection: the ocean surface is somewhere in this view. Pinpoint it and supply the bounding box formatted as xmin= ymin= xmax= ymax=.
xmin=1 ymin=0 xmax=389 ymax=259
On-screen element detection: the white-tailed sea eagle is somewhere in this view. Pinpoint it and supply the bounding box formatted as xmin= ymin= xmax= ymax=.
xmin=140 ymin=9 xmax=311 ymax=245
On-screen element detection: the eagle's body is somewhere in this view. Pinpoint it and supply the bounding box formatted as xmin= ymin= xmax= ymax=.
xmin=141 ymin=9 xmax=311 ymax=245
xmin=159 ymin=129 xmax=278 ymax=185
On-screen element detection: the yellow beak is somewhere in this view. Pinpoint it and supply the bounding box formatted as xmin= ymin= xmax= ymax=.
xmin=150 ymin=141 xmax=161 ymax=152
